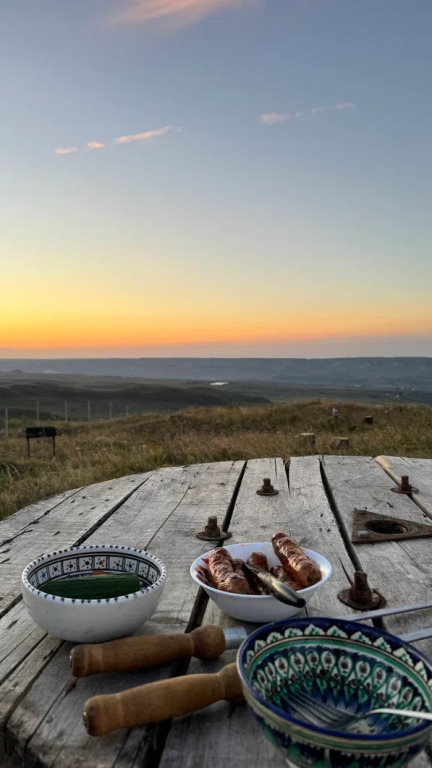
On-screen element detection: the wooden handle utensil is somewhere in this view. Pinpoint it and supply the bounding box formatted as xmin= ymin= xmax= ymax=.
xmin=70 ymin=625 xmax=245 ymax=677
xmin=83 ymin=662 xmax=243 ymax=736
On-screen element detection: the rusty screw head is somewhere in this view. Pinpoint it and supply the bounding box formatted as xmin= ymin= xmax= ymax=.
xmin=391 ymin=475 xmax=418 ymax=494
xmin=256 ymin=477 xmax=279 ymax=496
xmin=338 ymin=570 xmax=382 ymax=611
xmin=197 ymin=515 xmax=232 ymax=542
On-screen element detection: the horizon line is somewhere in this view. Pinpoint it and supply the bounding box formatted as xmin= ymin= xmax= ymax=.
xmin=1 ymin=354 xmax=431 ymax=361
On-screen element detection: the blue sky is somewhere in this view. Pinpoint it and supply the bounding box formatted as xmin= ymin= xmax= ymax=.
xmin=1 ymin=0 xmax=431 ymax=357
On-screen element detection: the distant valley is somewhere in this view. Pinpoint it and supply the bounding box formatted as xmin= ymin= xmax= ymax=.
xmin=0 ymin=357 xmax=431 ymax=421
xmin=1 ymin=356 xmax=431 ymax=388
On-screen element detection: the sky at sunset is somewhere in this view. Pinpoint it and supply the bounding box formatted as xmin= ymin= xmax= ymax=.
xmin=1 ymin=0 xmax=431 ymax=358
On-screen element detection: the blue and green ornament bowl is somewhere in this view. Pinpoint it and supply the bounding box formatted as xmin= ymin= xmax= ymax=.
xmin=237 ymin=617 xmax=432 ymax=768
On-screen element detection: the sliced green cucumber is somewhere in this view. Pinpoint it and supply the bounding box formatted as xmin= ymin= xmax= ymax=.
xmin=39 ymin=573 xmax=141 ymax=599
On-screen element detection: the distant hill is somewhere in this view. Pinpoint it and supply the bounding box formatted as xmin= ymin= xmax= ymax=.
xmin=0 ymin=357 xmax=431 ymax=390
xmin=0 ymin=375 xmax=270 ymax=421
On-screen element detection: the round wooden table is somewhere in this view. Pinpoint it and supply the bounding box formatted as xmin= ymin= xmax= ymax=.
xmin=1 ymin=456 xmax=432 ymax=767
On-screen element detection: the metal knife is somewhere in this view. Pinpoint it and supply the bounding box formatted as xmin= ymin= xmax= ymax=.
xmin=242 ymin=562 xmax=306 ymax=609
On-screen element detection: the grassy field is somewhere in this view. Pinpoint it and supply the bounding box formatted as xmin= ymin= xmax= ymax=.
xmin=1 ymin=400 xmax=432 ymax=521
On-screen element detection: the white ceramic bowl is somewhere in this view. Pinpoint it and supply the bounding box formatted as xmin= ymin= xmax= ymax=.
xmin=22 ymin=545 xmax=166 ymax=643
xmin=190 ymin=541 xmax=332 ymax=623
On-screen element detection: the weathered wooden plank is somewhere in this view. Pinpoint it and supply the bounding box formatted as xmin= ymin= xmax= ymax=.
xmin=6 ymin=461 xmax=244 ymax=768
xmin=0 ymin=599 xmax=64 ymax=755
xmin=0 ymin=487 xmax=82 ymax=545
xmin=3 ymin=465 xmax=196 ymax=765
xmin=160 ymin=458 xmax=288 ymax=768
xmin=8 ymin=641 xmax=155 ymax=768
xmin=1 ymin=465 xmax=191 ymax=761
xmin=376 ymin=456 xmax=432 ymax=519
xmin=160 ymin=456 xmax=364 ymax=768
xmin=410 ymin=751 xmax=432 ymax=768
xmin=0 ymin=473 xmax=150 ymax=618
xmin=0 ymin=601 xmax=54 ymax=685
xmin=322 ymin=456 xmax=432 ymax=658
xmin=0 ymin=631 xmax=62 ymax=757
xmin=0 ymin=472 xmax=155 ymax=758
xmin=300 ymin=457 xmax=429 ymax=766
xmin=288 ymin=455 xmax=358 ymax=619
xmin=0 ymin=472 xmax=155 ymax=696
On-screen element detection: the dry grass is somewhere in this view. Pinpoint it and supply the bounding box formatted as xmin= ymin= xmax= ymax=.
xmin=1 ymin=400 xmax=432 ymax=520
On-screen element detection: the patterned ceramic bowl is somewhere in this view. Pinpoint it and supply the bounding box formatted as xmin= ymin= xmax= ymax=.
xmin=237 ymin=617 xmax=432 ymax=768
xmin=22 ymin=545 xmax=166 ymax=643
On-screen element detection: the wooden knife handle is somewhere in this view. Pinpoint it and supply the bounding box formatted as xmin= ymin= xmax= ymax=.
xmin=83 ymin=662 xmax=244 ymax=736
xmin=70 ymin=625 xmax=226 ymax=677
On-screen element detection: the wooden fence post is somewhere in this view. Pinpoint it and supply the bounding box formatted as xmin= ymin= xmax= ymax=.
xmin=297 ymin=432 xmax=316 ymax=447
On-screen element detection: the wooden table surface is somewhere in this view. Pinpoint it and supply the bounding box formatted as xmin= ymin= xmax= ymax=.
xmin=1 ymin=455 xmax=432 ymax=767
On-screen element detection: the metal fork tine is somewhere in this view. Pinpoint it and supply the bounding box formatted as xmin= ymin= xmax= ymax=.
xmin=289 ymin=690 xmax=344 ymax=722
xmin=286 ymin=699 xmax=321 ymax=725
xmin=287 ymin=690 xmax=341 ymax=726
xmin=287 ymin=698 xmax=331 ymax=727
xmin=303 ymin=690 xmax=351 ymax=716
xmin=287 ymin=689 xmax=432 ymax=732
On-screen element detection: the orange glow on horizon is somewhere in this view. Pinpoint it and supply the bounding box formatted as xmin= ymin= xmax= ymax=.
xmin=2 ymin=316 xmax=431 ymax=351
xmin=2 ymin=290 xmax=431 ymax=353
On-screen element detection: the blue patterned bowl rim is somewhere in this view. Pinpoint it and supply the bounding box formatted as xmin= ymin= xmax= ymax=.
xmin=22 ymin=544 xmax=167 ymax=604
xmin=237 ymin=616 xmax=432 ymax=742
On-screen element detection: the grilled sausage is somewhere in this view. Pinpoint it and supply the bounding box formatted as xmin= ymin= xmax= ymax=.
xmin=270 ymin=565 xmax=303 ymax=591
xmin=208 ymin=548 xmax=253 ymax=594
xmin=272 ymin=533 xmax=321 ymax=587
xmin=247 ymin=552 xmax=269 ymax=571
xmin=242 ymin=552 xmax=270 ymax=594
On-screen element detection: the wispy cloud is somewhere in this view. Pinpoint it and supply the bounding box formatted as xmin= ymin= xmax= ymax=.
xmin=54 ymin=127 xmax=179 ymax=156
xmin=112 ymin=0 xmax=258 ymax=27
xmin=257 ymin=102 xmax=356 ymax=125
xmin=256 ymin=111 xmax=304 ymax=125
xmin=311 ymin=102 xmax=356 ymax=114
xmin=114 ymin=126 xmax=178 ymax=144
xmin=85 ymin=141 xmax=105 ymax=151
xmin=256 ymin=113 xmax=292 ymax=125
xmin=54 ymin=147 xmax=77 ymax=155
